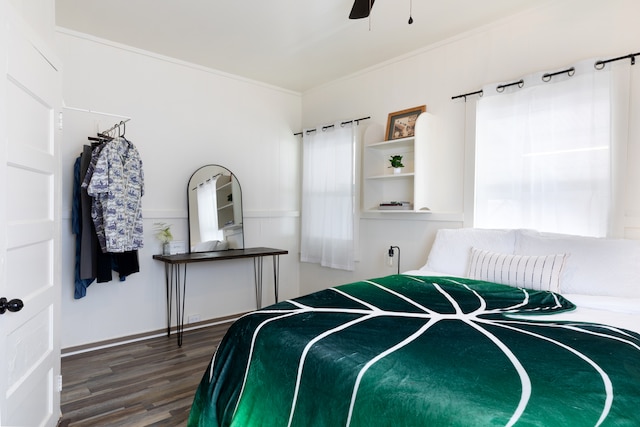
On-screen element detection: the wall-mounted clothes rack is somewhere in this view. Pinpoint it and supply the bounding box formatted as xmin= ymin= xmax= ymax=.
xmin=99 ymin=119 xmax=131 ymax=137
xmin=294 ymin=116 xmax=370 ymax=136
xmin=87 ymin=119 xmax=131 ymax=144
xmin=62 ymin=104 xmax=132 ymax=120
xmin=451 ymin=50 xmax=639 ymax=101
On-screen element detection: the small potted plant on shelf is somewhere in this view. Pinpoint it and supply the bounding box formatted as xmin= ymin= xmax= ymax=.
xmin=153 ymin=222 xmax=173 ymax=255
xmin=388 ymin=155 xmax=404 ymax=174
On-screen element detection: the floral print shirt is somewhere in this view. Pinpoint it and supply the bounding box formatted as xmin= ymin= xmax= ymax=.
xmin=85 ymin=138 xmax=144 ymax=252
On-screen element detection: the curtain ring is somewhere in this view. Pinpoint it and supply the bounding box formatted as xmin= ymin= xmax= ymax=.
xmin=543 ymin=67 xmax=575 ymax=82
xmin=496 ymin=79 xmax=523 ymax=93
xmin=594 ymin=60 xmax=605 ymax=70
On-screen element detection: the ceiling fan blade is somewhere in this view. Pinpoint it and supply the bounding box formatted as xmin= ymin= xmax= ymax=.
xmin=349 ymin=0 xmax=375 ymax=19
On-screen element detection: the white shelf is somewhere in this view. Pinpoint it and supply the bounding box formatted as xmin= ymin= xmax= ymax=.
xmin=366 ymin=172 xmax=415 ymax=180
xmin=361 ymin=210 xmax=464 ymax=222
xmin=362 ymin=112 xmax=434 ymax=213
xmin=216 ymin=175 xmax=235 ymax=227
xmin=365 ymin=209 xmax=430 ymax=213
xmin=366 ymin=136 xmax=414 ymax=150
xmin=217 ymin=180 xmax=232 ymax=190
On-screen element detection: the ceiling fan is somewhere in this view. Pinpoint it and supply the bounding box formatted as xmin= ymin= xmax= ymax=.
xmin=349 ymin=0 xmax=375 ymax=19
xmin=349 ymin=0 xmax=414 ymax=24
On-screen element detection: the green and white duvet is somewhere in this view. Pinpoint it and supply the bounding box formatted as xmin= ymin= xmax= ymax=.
xmin=188 ymin=275 xmax=640 ymax=426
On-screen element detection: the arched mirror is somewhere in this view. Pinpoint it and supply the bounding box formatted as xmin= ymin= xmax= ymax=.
xmin=187 ymin=165 xmax=244 ymax=252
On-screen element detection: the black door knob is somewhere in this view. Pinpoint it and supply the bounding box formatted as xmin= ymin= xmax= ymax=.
xmin=0 ymin=297 xmax=24 ymax=314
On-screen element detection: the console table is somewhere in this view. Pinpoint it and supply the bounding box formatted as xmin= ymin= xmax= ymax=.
xmin=153 ymin=247 xmax=288 ymax=346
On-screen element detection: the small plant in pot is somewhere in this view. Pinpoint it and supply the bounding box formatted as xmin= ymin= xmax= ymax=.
xmin=153 ymin=222 xmax=173 ymax=255
xmin=388 ymin=155 xmax=404 ymax=174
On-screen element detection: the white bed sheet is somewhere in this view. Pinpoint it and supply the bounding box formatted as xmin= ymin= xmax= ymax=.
xmin=403 ymin=270 xmax=640 ymax=335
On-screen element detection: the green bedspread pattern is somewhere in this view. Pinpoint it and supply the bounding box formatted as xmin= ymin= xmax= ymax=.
xmin=188 ymin=275 xmax=640 ymax=426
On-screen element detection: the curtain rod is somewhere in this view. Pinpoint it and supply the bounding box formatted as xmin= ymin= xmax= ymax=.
xmin=595 ymin=52 xmax=638 ymax=69
xmin=451 ymin=89 xmax=483 ymax=101
xmin=294 ymin=116 xmax=370 ymax=136
xmin=191 ymin=173 xmax=222 ymax=191
xmin=451 ymin=50 xmax=639 ymax=101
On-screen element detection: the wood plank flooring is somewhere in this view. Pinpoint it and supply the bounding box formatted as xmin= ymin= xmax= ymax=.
xmin=60 ymin=322 xmax=232 ymax=426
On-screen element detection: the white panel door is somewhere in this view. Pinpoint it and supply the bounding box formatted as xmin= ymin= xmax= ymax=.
xmin=0 ymin=2 xmax=62 ymax=426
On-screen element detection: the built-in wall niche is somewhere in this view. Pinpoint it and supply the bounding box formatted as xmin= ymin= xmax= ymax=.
xmin=215 ymin=174 xmax=239 ymax=228
xmin=362 ymin=112 xmax=435 ymax=213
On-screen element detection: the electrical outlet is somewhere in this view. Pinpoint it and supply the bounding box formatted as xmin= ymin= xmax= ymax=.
xmin=187 ymin=314 xmax=201 ymax=324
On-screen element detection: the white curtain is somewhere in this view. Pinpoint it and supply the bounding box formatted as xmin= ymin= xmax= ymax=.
xmin=474 ymin=59 xmax=630 ymax=237
xmin=196 ymin=177 xmax=224 ymax=242
xmin=301 ymin=121 xmax=356 ymax=270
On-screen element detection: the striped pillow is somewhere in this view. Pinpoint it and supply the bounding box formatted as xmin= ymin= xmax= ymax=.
xmin=467 ymin=247 xmax=568 ymax=293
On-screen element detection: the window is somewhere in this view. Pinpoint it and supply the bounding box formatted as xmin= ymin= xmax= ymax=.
xmin=196 ymin=177 xmax=224 ymax=242
xmin=300 ymin=122 xmax=357 ymax=270
xmin=474 ymin=60 xmax=627 ymax=237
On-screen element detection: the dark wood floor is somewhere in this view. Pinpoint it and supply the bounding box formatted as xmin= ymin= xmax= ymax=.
xmin=60 ymin=322 xmax=232 ymax=426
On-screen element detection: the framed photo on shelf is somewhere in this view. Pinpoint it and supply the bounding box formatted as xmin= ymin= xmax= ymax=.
xmin=385 ymin=105 xmax=426 ymax=140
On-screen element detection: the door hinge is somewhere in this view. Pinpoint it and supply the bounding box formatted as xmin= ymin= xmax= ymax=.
xmin=58 ymin=112 xmax=63 ymax=130
xmin=57 ymin=374 xmax=63 ymax=392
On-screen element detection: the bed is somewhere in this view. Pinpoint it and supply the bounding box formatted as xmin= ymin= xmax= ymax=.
xmin=188 ymin=228 xmax=640 ymax=426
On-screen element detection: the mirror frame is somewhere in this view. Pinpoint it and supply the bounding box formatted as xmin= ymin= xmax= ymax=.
xmin=187 ymin=164 xmax=245 ymax=252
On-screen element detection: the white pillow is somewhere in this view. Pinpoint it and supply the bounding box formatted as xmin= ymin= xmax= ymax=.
xmin=421 ymin=228 xmax=517 ymax=277
xmin=467 ymin=247 xmax=568 ymax=293
xmin=515 ymin=229 xmax=640 ymax=297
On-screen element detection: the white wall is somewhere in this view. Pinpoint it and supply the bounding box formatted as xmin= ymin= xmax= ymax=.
xmin=299 ymin=0 xmax=640 ymax=294
xmin=57 ymin=30 xmax=301 ymax=349
xmin=9 ymin=0 xmax=54 ymax=41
